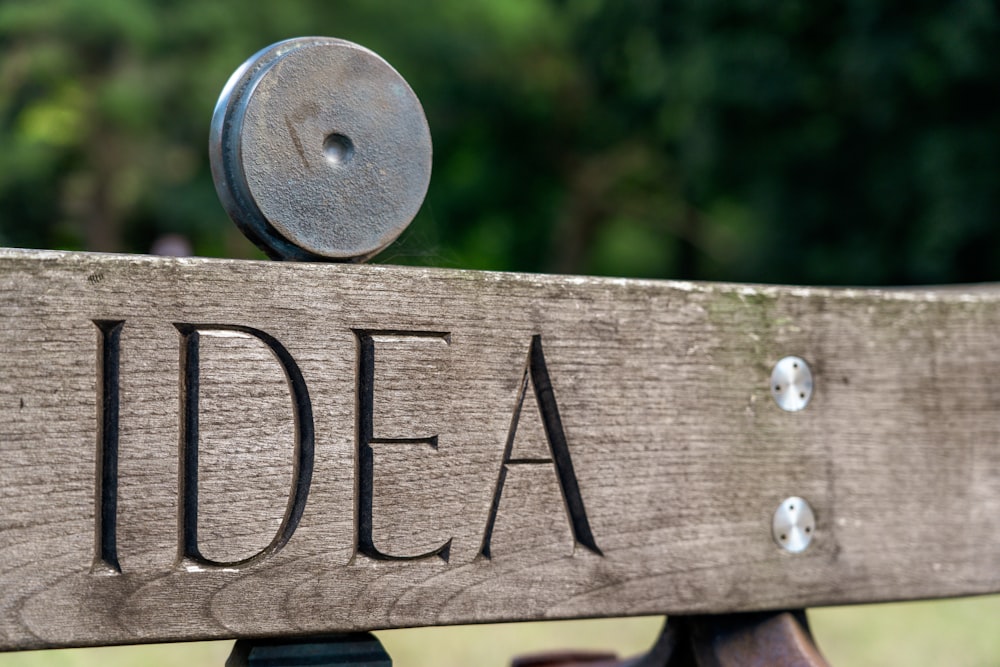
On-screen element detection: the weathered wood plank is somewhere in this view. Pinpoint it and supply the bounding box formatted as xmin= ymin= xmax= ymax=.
xmin=0 ymin=247 xmax=998 ymax=650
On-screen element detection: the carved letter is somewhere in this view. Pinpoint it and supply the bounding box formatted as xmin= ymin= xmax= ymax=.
xmin=480 ymin=335 xmax=601 ymax=558
xmin=93 ymin=320 xmax=124 ymax=574
xmin=174 ymin=324 xmax=314 ymax=568
xmin=354 ymin=329 xmax=452 ymax=561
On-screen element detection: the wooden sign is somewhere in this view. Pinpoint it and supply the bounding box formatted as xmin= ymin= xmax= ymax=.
xmin=0 ymin=248 xmax=998 ymax=650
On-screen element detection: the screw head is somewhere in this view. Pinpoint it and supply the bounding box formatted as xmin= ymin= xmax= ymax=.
xmin=772 ymin=496 xmax=815 ymax=553
xmin=770 ymin=356 xmax=813 ymax=411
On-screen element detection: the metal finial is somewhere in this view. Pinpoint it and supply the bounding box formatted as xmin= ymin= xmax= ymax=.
xmin=210 ymin=37 xmax=432 ymax=262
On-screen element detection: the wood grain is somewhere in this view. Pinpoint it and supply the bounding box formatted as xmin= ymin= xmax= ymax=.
xmin=0 ymin=247 xmax=998 ymax=650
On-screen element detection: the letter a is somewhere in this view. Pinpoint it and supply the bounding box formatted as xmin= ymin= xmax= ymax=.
xmin=480 ymin=335 xmax=601 ymax=558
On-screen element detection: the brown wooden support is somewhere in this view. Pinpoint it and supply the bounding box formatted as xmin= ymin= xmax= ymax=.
xmin=513 ymin=611 xmax=829 ymax=667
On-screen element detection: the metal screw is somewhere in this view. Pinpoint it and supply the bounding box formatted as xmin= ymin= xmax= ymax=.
xmin=772 ymin=496 xmax=815 ymax=553
xmin=210 ymin=37 xmax=432 ymax=262
xmin=770 ymin=356 xmax=813 ymax=411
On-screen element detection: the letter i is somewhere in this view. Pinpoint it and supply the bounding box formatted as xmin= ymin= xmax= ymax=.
xmin=93 ymin=320 xmax=124 ymax=574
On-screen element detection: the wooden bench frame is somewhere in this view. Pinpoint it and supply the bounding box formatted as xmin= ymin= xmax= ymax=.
xmin=1 ymin=247 xmax=998 ymax=665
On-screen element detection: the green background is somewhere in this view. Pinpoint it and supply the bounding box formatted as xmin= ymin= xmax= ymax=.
xmin=1 ymin=0 xmax=999 ymax=664
xmin=3 ymin=0 xmax=1000 ymax=285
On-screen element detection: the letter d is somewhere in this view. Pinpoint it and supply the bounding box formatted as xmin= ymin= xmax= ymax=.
xmin=174 ymin=324 xmax=314 ymax=568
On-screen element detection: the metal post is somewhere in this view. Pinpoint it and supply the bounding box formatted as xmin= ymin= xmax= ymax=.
xmin=226 ymin=633 xmax=392 ymax=667
xmin=210 ymin=35 xmax=433 ymax=667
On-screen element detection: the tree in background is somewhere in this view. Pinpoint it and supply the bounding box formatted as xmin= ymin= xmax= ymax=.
xmin=0 ymin=0 xmax=998 ymax=285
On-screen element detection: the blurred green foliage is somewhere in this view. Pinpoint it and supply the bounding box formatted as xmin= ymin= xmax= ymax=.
xmin=1 ymin=0 xmax=999 ymax=284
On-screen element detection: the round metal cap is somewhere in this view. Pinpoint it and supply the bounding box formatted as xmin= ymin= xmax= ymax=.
xmin=210 ymin=37 xmax=432 ymax=261
xmin=770 ymin=356 xmax=813 ymax=412
xmin=772 ymin=496 xmax=815 ymax=553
